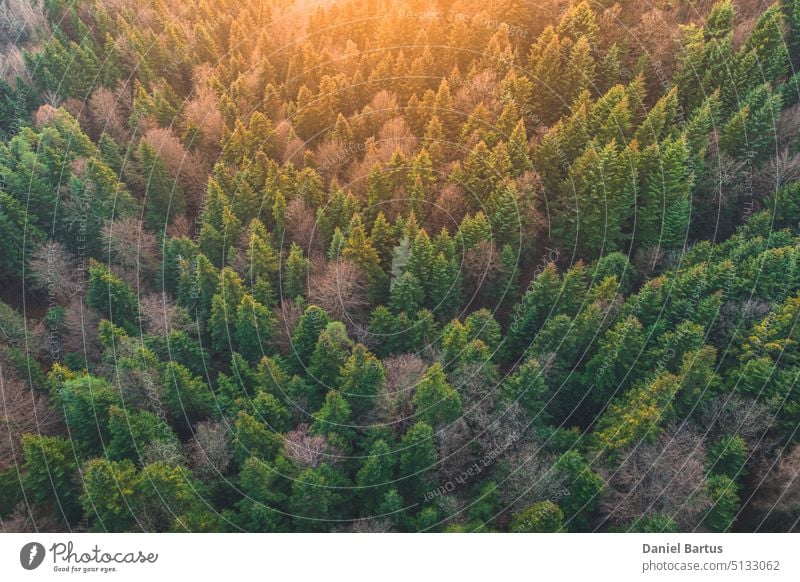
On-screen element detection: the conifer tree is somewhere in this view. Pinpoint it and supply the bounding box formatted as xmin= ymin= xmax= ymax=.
xmin=389 ymin=271 xmax=425 ymax=315
xmin=340 ymin=343 xmax=385 ymax=417
xmin=412 ymin=363 xmax=462 ymax=427
xmin=284 ymin=243 xmax=310 ymax=300
xmin=308 ymin=321 xmax=353 ymax=390
xmin=235 ymin=293 xmax=276 ymax=362
xmin=87 ymin=261 xmax=139 ymax=333
xmin=356 ymin=439 xmax=396 ymax=513
xmin=139 ymin=142 xmax=186 ymax=229
xmin=399 ymin=421 xmax=437 ymax=502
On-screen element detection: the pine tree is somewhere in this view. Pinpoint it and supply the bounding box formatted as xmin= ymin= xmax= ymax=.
xmin=502 ymin=357 xmax=549 ymax=422
xmin=703 ymin=474 xmax=740 ymax=532
xmin=235 ymin=293 xmax=276 ymax=363
xmin=434 ymin=79 xmax=457 ymax=139
xmin=412 ymin=363 xmax=462 ymax=427
xmin=511 ymin=500 xmax=564 ymax=532
xmin=556 ymin=1 xmax=599 ymax=43
xmin=464 ymin=309 xmax=502 ymax=353
xmin=594 ymin=371 xmax=680 ymax=458
xmin=0 ymin=191 xmax=43 ymax=277
xmin=705 ymin=0 xmax=735 ymax=41
xmin=245 ymin=219 xmax=280 ymax=285
xmin=107 ymin=405 xmax=177 ymax=462
xmin=582 ymin=316 xmax=645 ymax=411
xmin=139 ymin=142 xmax=186 ymax=229
xmin=308 ymin=321 xmax=353 ymax=390
xmin=457 ymin=212 xmax=493 ymax=250
xmin=636 ymin=136 xmax=692 ymax=251
xmin=289 ymin=464 xmax=346 ymax=531
xmin=340 ymin=343 xmax=385 ymax=417
xmin=370 ymin=211 xmax=396 ymax=268
xmin=406 ymin=229 xmax=435 ymax=296
xmin=356 ymin=439 xmax=396 ymax=513
xmin=59 ymin=375 xmax=121 ymax=454
xmin=311 ymin=390 xmax=355 ymax=448
xmin=209 ymin=267 xmax=244 ymax=352
xmin=565 ymin=36 xmax=596 ymax=105
xmin=551 ymin=140 xmax=633 ymax=259
xmin=423 ymin=115 xmax=446 ymax=165
xmin=343 ymin=213 xmax=384 ymax=294
xmin=505 ymin=262 xmax=562 ymax=361
xmin=507 ymin=119 xmax=532 ymax=176
xmin=389 ymin=271 xmax=425 ymax=315
xmin=407 ymin=149 xmax=435 ymax=219
xmin=163 ymin=362 xmax=214 ymax=430
xmin=81 ymin=458 xmax=140 ymax=531
xmin=22 ymin=435 xmax=80 ymax=521
xmin=634 ymin=87 xmax=679 ymax=147
xmin=291 ymin=305 xmax=332 ymax=374
xmin=284 ymin=243 xmax=310 ymax=300
xmin=741 ymin=4 xmax=789 ymax=83
xmin=368 ymin=306 xmax=403 ymax=357
xmin=399 ymin=421 xmax=438 ymax=502
xmin=719 ymin=84 xmax=782 ymax=162
xmin=87 ymin=260 xmax=139 ymax=333
xmin=527 ymin=27 xmax=569 ymax=124
xmin=554 ymin=451 xmax=604 ymax=531
xmin=365 ymin=163 xmax=390 ymax=221
xmin=428 ymin=252 xmax=462 ymax=319
xmin=488 ymin=186 xmax=522 ymax=249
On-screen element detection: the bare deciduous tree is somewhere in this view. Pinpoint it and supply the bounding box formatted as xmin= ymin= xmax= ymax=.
xmin=188 ymin=420 xmax=232 ymax=478
xmin=601 ymin=429 xmax=711 ymax=530
xmin=182 ymin=71 xmax=223 ymax=159
xmin=88 ymin=87 xmax=129 ymax=142
xmin=273 ymin=119 xmax=295 ymax=157
xmin=0 ymin=503 xmax=65 ymax=533
xmin=501 ymin=439 xmax=565 ymax=513
xmin=272 ymin=299 xmax=304 ymax=355
xmin=27 ymin=241 xmax=85 ymax=303
xmin=308 ymin=260 xmax=371 ymax=331
xmin=427 ymin=184 xmax=467 ymax=235
xmin=284 ymin=424 xmax=330 ymax=468
xmin=346 ymin=518 xmax=395 ymax=532
xmin=314 ymin=139 xmax=354 ymax=184
xmin=141 ymin=439 xmax=184 ymax=466
xmin=32 ymin=104 xmax=59 ymax=128
xmin=0 ymin=0 xmax=48 ymax=45
xmin=284 ymin=197 xmax=318 ymax=251
xmin=0 ymin=367 xmax=61 ymax=472
xmin=437 ymin=417 xmax=476 ymax=484
xmin=61 ymin=299 xmax=102 ymax=359
xmin=698 ymin=394 xmax=776 ymax=452
xmin=777 ymin=104 xmax=800 ymax=150
xmin=283 ymin=136 xmax=307 ymax=167
xmin=167 ymin=213 xmax=192 ymax=238
xmin=371 ymin=354 xmax=426 ymax=433
xmin=141 ymin=127 xmax=209 ymax=212
xmin=377 ymin=116 xmax=417 ymax=161
xmin=101 ymin=217 xmax=160 ymax=281
xmin=753 ymin=149 xmax=800 ymax=195
xmin=463 ymin=240 xmax=502 ymax=305
xmin=0 ymin=45 xmax=28 ymax=84
xmin=138 ymin=292 xmax=191 ymax=337
xmin=752 ymin=446 xmax=800 ymax=531
xmin=365 ymin=90 xmax=399 ymax=129
xmin=454 ymin=70 xmax=499 ymax=117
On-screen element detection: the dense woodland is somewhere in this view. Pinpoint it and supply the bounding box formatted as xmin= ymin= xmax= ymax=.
xmin=1 ymin=0 xmax=800 ymax=532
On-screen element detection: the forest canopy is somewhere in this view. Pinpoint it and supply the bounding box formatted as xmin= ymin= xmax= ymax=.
xmin=1 ymin=0 xmax=800 ymax=533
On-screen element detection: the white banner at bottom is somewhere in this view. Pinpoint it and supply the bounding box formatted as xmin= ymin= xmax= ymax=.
xmin=1 ymin=533 xmax=797 ymax=581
